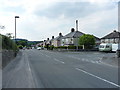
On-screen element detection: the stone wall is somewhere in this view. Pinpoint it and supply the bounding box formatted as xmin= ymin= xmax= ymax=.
xmin=2 ymin=50 xmax=17 ymax=68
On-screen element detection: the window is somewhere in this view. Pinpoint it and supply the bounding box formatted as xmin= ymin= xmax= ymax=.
xmin=106 ymin=45 xmax=110 ymax=48
xmin=100 ymin=45 xmax=104 ymax=48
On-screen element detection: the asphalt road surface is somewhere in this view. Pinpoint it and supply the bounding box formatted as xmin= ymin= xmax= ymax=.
xmin=3 ymin=49 xmax=119 ymax=88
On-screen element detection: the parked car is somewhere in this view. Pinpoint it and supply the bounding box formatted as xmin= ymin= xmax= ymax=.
xmin=99 ymin=43 xmax=112 ymax=52
xmin=37 ymin=47 xmax=42 ymax=50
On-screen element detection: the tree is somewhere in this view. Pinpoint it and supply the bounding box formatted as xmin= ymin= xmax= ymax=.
xmin=6 ymin=33 xmax=13 ymax=39
xmin=79 ymin=34 xmax=95 ymax=49
xmin=16 ymin=40 xmax=28 ymax=47
xmin=17 ymin=45 xmax=23 ymax=49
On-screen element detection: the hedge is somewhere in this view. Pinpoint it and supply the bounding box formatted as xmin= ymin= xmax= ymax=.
xmin=43 ymin=45 xmax=83 ymax=50
xmin=0 ymin=34 xmax=18 ymax=51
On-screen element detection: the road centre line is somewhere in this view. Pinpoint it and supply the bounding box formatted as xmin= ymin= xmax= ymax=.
xmin=75 ymin=68 xmax=120 ymax=88
xmin=54 ymin=58 xmax=65 ymax=64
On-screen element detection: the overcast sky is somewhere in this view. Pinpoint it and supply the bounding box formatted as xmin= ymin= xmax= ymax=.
xmin=0 ymin=0 xmax=119 ymax=41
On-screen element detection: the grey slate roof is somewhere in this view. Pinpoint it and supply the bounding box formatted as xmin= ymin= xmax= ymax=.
xmin=94 ymin=36 xmax=100 ymax=40
xmin=54 ymin=35 xmax=63 ymax=41
xmin=101 ymin=30 xmax=120 ymax=39
xmin=62 ymin=31 xmax=85 ymax=39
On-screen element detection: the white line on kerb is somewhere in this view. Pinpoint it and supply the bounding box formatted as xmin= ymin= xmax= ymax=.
xmin=76 ymin=68 xmax=120 ymax=88
xmin=54 ymin=58 xmax=65 ymax=64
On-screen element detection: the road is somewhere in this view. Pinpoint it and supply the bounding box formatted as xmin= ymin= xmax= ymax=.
xmin=3 ymin=49 xmax=119 ymax=88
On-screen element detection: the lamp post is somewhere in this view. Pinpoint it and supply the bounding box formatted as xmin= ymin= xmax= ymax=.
xmin=15 ymin=16 xmax=19 ymax=42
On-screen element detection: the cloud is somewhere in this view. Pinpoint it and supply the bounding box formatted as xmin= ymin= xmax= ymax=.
xmin=34 ymin=2 xmax=116 ymax=19
xmin=79 ymin=6 xmax=118 ymax=38
xmin=0 ymin=0 xmax=118 ymax=41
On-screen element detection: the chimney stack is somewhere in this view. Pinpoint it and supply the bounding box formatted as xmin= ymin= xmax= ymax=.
xmin=71 ymin=28 xmax=75 ymax=32
xmin=59 ymin=33 xmax=62 ymax=36
xmin=52 ymin=36 xmax=54 ymax=39
xmin=113 ymin=30 xmax=117 ymax=32
xmin=76 ymin=20 xmax=78 ymax=31
xmin=47 ymin=38 xmax=49 ymax=40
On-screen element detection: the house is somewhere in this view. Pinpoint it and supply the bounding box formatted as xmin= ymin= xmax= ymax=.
xmin=43 ymin=40 xmax=47 ymax=47
xmin=50 ymin=36 xmax=54 ymax=46
xmin=94 ymin=36 xmax=101 ymax=47
xmin=61 ymin=28 xmax=84 ymax=46
xmin=46 ymin=38 xmax=50 ymax=45
xmin=52 ymin=33 xmax=63 ymax=47
xmin=61 ymin=28 xmax=100 ymax=47
xmin=36 ymin=41 xmax=43 ymax=47
xmin=101 ymin=30 xmax=120 ymax=44
xmin=42 ymin=38 xmax=50 ymax=47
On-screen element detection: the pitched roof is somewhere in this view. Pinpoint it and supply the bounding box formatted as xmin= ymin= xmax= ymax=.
xmin=101 ymin=30 xmax=120 ymax=39
xmin=94 ymin=36 xmax=100 ymax=40
xmin=62 ymin=31 xmax=84 ymax=39
xmin=54 ymin=35 xmax=63 ymax=41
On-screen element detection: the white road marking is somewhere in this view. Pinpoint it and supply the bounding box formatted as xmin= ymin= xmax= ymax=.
xmin=91 ymin=61 xmax=95 ymax=63
xmin=45 ymin=55 xmax=50 ymax=58
xmin=27 ymin=60 xmax=31 ymax=72
xmin=54 ymin=58 xmax=65 ymax=64
xmin=75 ymin=68 xmax=120 ymax=88
xmin=25 ymin=52 xmax=36 ymax=88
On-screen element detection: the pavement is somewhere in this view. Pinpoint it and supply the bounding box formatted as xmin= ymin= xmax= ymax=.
xmin=2 ymin=49 xmax=119 ymax=88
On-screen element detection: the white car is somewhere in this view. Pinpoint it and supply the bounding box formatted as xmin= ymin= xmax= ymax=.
xmin=37 ymin=47 xmax=42 ymax=50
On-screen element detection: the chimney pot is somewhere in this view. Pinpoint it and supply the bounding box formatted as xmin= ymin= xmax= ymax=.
xmin=71 ymin=28 xmax=75 ymax=32
xmin=52 ymin=36 xmax=54 ymax=39
xmin=113 ymin=30 xmax=116 ymax=32
xmin=59 ymin=33 xmax=62 ymax=36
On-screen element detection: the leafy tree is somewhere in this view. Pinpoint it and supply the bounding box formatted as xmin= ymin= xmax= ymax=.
xmin=5 ymin=33 xmax=13 ymax=39
xmin=79 ymin=34 xmax=95 ymax=49
xmin=1 ymin=34 xmax=18 ymax=51
xmin=16 ymin=40 xmax=28 ymax=47
xmin=17 ymin=45 xmax=23 ymax=49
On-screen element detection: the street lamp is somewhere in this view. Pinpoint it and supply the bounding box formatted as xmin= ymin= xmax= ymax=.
xmin=15 ymin=16 xmax=19 ymax=42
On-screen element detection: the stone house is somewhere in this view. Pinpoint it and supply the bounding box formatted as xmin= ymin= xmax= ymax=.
xmin=52 ymin=33 xmax=63 ymax=47
xmin=101 ymin=30 xmax=120 ymax=44
xmin=61 ymin=28 xmax=84 ymax=46
xmin=61 ymin=28 xmax=100 ymax=47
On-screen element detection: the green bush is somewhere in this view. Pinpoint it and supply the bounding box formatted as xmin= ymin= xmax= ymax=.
xmin=54 ymin=47 xmax=58 ymax=49
xmin=1 ymin=34 xmax=18 ymax=51
xmin=78 ymin=46 xmax=83 ymax=49
xmin=44 ymin=45 xmax=47 ymax=48
xmin=18 ymin=45 xmax=23 ymax=49
xmin=49 ymin=45 xmax=54 ymax=50
xmin=57 ymin=46 xmax=68 ymax=49
xmin=68 ymin=45 xmax=76 ymax=49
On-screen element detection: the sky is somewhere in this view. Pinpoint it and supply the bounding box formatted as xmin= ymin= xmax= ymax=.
xmin=0 ymin=0 xmax=119 ymax=41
